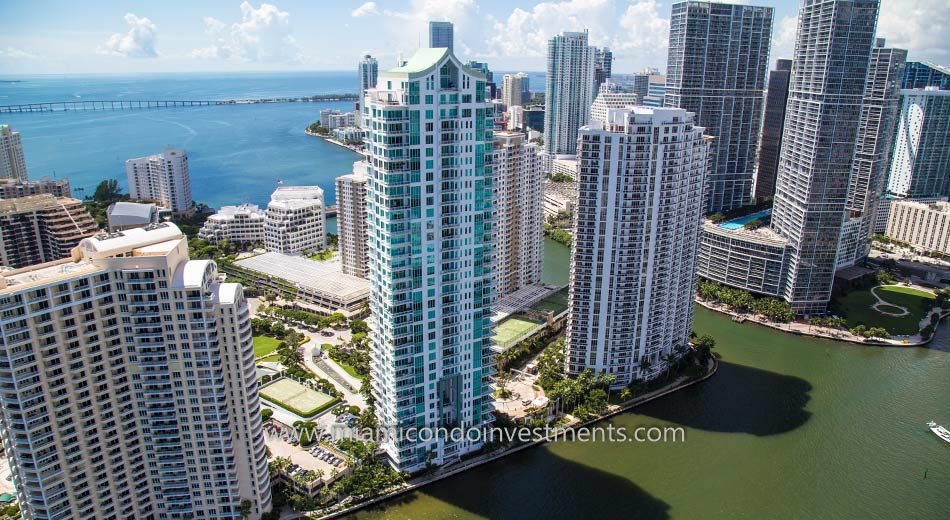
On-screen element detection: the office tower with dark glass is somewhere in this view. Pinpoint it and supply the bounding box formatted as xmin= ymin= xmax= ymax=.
xmin=770 ymin=0 xmax=881 ymax=315
xmin=754 ymin=59 xmax=792 ymax=202
xmin=593 ymin=47 xmax=613 ymax=95
xmin=837 ymin=39 xmax=906 ymax=268
xmin=665 ymin=1 xmax=773 ymax=213
xmin=364 ymin=47 xmax=494 ymax=472
xmin=901 ymin=61 xmax=950 ymax=90
xmin=886 ymin=87 xmax=950 ymax=198
xmin=543 ymin=31 xmax=595 ymax=157
xmin=428 ymin=21 xmax=454 ymax=50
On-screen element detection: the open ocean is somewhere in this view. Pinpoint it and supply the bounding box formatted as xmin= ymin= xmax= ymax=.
xmin=0 ymin=72 xmax=366 ymax=208
xmin=0 ymin=71 xmax=546 ymax=209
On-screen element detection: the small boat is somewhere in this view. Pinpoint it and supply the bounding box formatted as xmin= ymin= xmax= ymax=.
xmin=927 ymin=421 xmax=950 ymax=444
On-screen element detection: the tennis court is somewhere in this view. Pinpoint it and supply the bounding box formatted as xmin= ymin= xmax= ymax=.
xmin=529 ymin=287 xmax=570 ymax=315
xmin=494 ymin=316 xmax=543 ymax=349
xmin=260 ymin=378 xmax=337 ymax=417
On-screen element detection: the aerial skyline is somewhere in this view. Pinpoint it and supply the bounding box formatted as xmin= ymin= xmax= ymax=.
xmin=1 ymin=0 xmax=946 ymax=75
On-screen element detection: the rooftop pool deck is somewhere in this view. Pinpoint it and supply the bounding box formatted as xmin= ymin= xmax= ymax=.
xmin=719 ymin=209 xmax=772 ymax=230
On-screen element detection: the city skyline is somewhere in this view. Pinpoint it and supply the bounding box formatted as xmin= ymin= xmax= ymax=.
xmin=3 ymin=0 xmax=947 ymax=75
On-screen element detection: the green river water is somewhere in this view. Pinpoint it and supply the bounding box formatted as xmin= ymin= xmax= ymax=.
xmin=350 ymin=239 xmax=950 ymax=520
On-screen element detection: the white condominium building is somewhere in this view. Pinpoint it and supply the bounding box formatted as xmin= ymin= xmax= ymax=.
xmin=589 ymin=79 xmax=640 ymax=123
xmin=0 ymin=125 xmax=28 ymax=182
xmin=543 ymin=31 xmax=595 ymax=157
xmin=502 ymin=73 xmax=528 ymax=109
xmin=363 ymin=47 xmax=494 ymax=472
xmin=125 ymin=148 xmax=194 ymax=214
xmin=0 ymin=223 xmax=271 ymax=519
xmin=493 ymin=131 xmax=544 ymax=298
xmin=886 ymin=87 xmax=950 ymax=199
xmin=336 ymin=162 xmax=370 ymax=278
xmin=886 ymin=200 xmax=950 ymax=254
xmin=568 ymin=107 xmax=709 ymax=386
xmin=264 ymin=186 xmax=326 ymax=255
xmin=198 ymin=203 xmax=266 ymax=245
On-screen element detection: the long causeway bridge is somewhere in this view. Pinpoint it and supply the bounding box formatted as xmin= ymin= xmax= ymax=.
xmin=0 ymin=94 xmax=360 ymax=114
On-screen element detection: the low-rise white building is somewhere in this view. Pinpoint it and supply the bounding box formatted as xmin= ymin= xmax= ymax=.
xmin=886 ymin=200 xmax=950 ymax=254
xmin=227 ymin=252 xmax=369 ymax=316
xmin=198 ymin=203 xmax=266 ymax=245
xmin=265 ymin=186 xmax=326 ymax=254
xmin=106 ymin=201 xmax=159 ymax=231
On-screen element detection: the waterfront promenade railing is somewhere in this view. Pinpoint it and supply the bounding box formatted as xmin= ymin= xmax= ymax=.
xmin=0 ymin=94 xmax=360 ymax=113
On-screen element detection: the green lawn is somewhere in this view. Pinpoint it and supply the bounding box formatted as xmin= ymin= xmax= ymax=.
xmin=253 ymin=335 xmax=282 ymax=358
xmin=493 ymin=316 xmax=543 ymax=349
xmin=831 ymin=285 xmax=935 ymax=335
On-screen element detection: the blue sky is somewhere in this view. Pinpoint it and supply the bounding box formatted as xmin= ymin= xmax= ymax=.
xmin=0 ymin=0 xmax=946 ymax=74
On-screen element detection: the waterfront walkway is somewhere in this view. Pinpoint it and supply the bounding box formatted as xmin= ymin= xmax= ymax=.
xmin=696 ymin=297 xmax=944 ymax=347
xmin=309 ymin=357 xmax=719 ymax=520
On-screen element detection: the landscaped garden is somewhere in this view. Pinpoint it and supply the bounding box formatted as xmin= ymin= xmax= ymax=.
xmin=254 ymin=335 xmax=282 ymax=358
xmin=830 ymin=284 xmax=935 ymax=336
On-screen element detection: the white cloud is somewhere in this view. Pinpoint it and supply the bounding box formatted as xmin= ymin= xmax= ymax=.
xmin=770 ymin=15 xmax=797 ymax=61
xmin=191 ymin=2 xmax=300 ymax=63
xmin=615 ymin=0 xmax=670 ymax=66
xmin=97 ymin=13 xmax=158 ymax=58
xmin=0 ymin=46 xmax=36 ymax=59
xmin=878 ymin=0 xmax=950 ymax=59
xmin=487 ymin=0 xmax=615 ymax=58
xmin=351 ymin=2 xmax=379 ymax=17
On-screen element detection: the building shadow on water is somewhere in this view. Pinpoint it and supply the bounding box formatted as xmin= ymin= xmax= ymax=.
xmin=635 ymin=360 xmax=812 ymax=436
xmin=350 ymin=446 xmax=671 ymax=519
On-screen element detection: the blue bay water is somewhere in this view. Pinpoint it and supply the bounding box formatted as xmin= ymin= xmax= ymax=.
xmin=0 ymin=72 xmax=365 ymax=208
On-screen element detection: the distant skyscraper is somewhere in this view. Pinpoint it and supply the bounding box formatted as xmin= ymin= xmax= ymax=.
xmin=593 ymin=47 xmax=613 ymax=94
xmin=521 ymin=75 xmax=532 ymax=103
xmin=0 ymin=124 xmax=28 ymax=182
xmin=0 ymin=223 xmax=272 ymax=519
xmin=902 ymin=61 xmax=950 ymax=90
xmin=886 ymin=87 xmax=950 ymax=198
xmin=428 ymin=21 xmax=454 ymax=50
xmin=364 ymin=47 xmax=494 ymax=472
xmin=543 ymin=31 xmax=595 ymax=157
xmin=770 ymin=0 xmax=881 ymax=315
xmin=126 ymin=148 xmax=193 ymax=214
xmin=568 ymin=106 xmax=709 ymax=386
xmin=493 ymin=131 xmax=543 ymax=297
xmin=467 ymin=60 xmax=497 ymax=99
xmin=754 ymin=59 xmax=793 ymax=202
xmin=502 ymin=73 xmax=528 ymax=109
xmin=837 ymin=40 xmax=907 ymax=268
xmin=358 ymin=54 xmax=378 ymax=93
xmin=665 ymin=1 xmax=773 ymax=213
xmin=631 ymin=73 xmax=651 ymax=102
xmin=336 ymin=161 xmax=369 ymax=278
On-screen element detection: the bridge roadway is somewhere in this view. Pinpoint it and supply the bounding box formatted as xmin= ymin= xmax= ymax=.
xmin=0 ymin=94 xmax=360 ymax=113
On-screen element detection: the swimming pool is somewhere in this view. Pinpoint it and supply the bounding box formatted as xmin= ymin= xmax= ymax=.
xmin=719 ymin=209 xmax=772 ymax=230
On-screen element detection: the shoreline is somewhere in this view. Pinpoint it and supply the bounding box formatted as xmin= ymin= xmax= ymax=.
xmin=695 ymin=297 xmax=946 ymax=347
xmin=311 ymin=357 xmax=719 ymax=519
xmin=305 ymin=129 xmax=364 ymax=156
